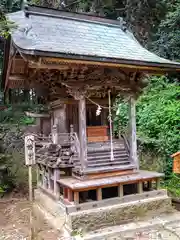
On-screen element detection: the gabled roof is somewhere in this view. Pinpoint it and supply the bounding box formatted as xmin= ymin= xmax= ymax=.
xmin=7 ymin=5 xmax=180 ymax=70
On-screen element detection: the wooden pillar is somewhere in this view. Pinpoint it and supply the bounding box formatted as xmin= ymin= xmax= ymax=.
xmin=36 ymin=164 xmax=39 ymax=188
xmin=74 ymin=191 xmax=79 ymax=204
xmin=47 ymin=168 xmax=51 ymax=190
xmin=78 ymin=96 xmax=88 ymax=170
xmin=63 ymin=187 xmax=68 ymax=199
xmin=52 ymin=124 xmax=58 ymax=144
xmin=148 ymin=180 xmax=152 ymax=190
xmin=54 ymin=169 xmax=60 ymax=197
xmin=42 ymin=166 xmax=46 ymax=188
xmin=118 ymin=185 xmax=124 ymax=197
xmin=97 ymin=188 xmax=102 ymax=201
xmin=156 ymin=178 xmax=161 ymax=189
xmin=138 ymin=182 xmax=143 ymax=194
xmin=67 ymin=188 xmax=73 ymax=202
xmin=129 ymin=97 xmax=138 ymax=170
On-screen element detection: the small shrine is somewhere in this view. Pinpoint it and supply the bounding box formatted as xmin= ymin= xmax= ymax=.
xmin=3 ymin=5 xmax=180 ymax=238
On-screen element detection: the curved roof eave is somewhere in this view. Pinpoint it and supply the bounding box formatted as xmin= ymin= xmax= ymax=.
xmin=14 ymin=43 xmax=180 ymax=73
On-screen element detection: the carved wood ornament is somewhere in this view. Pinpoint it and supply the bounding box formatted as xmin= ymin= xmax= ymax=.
xmin=8 ymin=56 xmax=148 ymax=100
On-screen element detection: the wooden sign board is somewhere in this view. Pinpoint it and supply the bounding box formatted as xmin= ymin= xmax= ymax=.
xmin=25 ymin=135 xmax=35 ymax=165
xmin=172 ymin=152 xmax=180 ymax=174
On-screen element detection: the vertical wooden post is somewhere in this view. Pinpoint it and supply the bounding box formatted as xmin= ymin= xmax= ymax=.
xmin=52 ymin=124 xmax=58 ymax=144
xmin=67 ymin=188 xmax=73 ymax=202
xmin=148 ymin=180 xmax=152 ymax=191
xmin=36 ymin=164 xmax=39 ymax=188
xmin=97 ymin=188 xmax=102 ymax=201
xmin=74 ymin=191 xmax=79 ymax=204
xmin=156 ymin=178 xmax=161 ymax=189
xmin=28 ymin=166 xmax=33 ymax=201
xmin=129 ymin=97 xmax=138 ymax=170
xmin=78 ymin=96 xmax=88 ymax=170
xmin=118 ymin=185 xmax=124 ymax=197
xmin=138 ymin=182 xmax=143 ymax=194
xmin=54 ymin=169 xmax=60 ymax=198
xmin=48 ymin=168 xmax=51 ymax=190
xmin=70 ymin=124 xmax=74 ymax=147
xmin=42 ymin=166 xmax=46 ymax=188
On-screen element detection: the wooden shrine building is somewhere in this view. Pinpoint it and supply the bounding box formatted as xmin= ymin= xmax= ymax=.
xmin=2 ymin=5 xmax=180 ymax=237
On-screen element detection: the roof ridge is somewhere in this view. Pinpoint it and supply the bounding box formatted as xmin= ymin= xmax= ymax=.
xmin=24 ymin=4 xmax=121 ymax=28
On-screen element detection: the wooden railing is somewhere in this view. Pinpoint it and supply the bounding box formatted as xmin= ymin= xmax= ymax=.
xmin=121 ymin=133 xmax=130 ymax=156
xmin=70 ymin=132 xmax=81 ymax=159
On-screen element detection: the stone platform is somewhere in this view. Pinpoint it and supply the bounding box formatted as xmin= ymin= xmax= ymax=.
xmin=34 ymin=188 xmax=174 ymax=238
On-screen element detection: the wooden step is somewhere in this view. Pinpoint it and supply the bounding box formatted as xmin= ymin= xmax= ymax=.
xmin=87 ymin=154 xmax=128 ymax=161
xmin=88 ymin=149 xmax=127 ymax=156
xmin=73 ymin=164 xmax=135 ymax=174
xmin=75 ymin=160 xmax=131 ymax=168
xmin=73 ymin=157 xmax=129 ymax=164
xmin=88 ymin=146 xmax=126 ymax=153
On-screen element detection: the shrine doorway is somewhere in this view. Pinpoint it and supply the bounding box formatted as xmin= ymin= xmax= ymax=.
xmin=86 ymin=105 xmax=109 ymax=142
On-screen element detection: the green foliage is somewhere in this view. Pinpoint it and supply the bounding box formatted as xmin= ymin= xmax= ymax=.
xmin=163 ymin=174 xmax=180 ymax=198
xmin=151 ymin=0 xmax=180 ymax=60
xmin=137 ymin=76 xmax=180 ymax=155
xmin=115 ymin=76 xmax=180 ymax=179
xmin=0 ymin=0 xmax=21 ymax=38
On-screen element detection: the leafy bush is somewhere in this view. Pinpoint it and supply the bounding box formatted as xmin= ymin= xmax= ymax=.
xmin=114 ymin=76 xmax=180 ymax=180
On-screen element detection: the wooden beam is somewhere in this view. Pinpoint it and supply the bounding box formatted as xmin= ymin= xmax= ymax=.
xmin=78 ymin=96 xmax=88 ymax=170
xmin=129 ymin=97 xmax=138 ymax=169
xmin=29 ymin=62 xmax=70 ymax=70
xmin=42 ymin=57 xmax=180 ymax=73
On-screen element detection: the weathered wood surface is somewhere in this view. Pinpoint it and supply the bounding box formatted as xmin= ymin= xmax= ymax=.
xmin=65 ymin=189 xmax=168 ymax=213
xmin=78 ymin=96 xmax=88 ymax=170
xmin=57 ymin=170 xmax=164 ymax=190
xmin=129 ymin=97 xmax=138 ymax=169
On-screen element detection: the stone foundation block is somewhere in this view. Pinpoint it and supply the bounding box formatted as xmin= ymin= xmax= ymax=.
xmin=67 ymin=196 xmax=172 ymax=233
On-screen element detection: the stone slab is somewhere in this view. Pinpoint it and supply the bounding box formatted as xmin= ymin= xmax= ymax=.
xmin=57 ymin=170 xmax=164 ymax=190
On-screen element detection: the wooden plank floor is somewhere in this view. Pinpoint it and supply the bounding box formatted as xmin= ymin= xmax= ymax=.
xmin=57 ymin=170 xmax=164 ymax=190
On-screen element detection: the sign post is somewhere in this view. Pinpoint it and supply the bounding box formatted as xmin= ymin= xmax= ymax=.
xmin=25 ymin=135 xmax=36 ymax=201
xmin=25 ymin=134 xmax=36 ymax=240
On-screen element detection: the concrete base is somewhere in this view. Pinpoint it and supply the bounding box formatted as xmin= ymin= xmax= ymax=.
xmin=67 ymin=193 xmax=172 ymax=233
xmin=34 ymin=188 xmax=174 ymax=238
xmin=33 ymin=189 xmax=71 ymax=239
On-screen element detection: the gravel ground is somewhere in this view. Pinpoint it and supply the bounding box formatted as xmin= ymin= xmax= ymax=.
xmin=1 ymin=199 xmax=180 ymax=240
xmin=0 ymin=199 xmax=61 ymax=240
